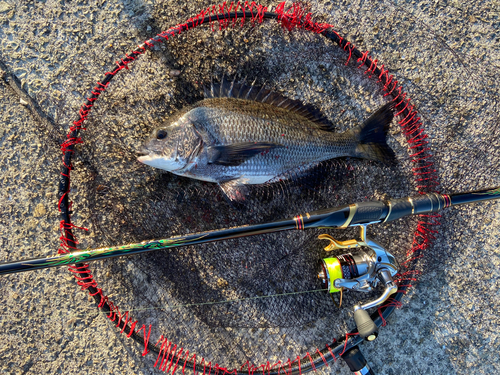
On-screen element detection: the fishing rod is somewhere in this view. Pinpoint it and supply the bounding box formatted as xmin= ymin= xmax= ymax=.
xmin=2 ymin=187 xmax=499 ymax=339
xmin=3 ymin=186 xmax=498 ymax=275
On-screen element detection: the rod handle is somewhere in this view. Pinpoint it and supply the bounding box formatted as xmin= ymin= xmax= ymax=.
xmin=385 ymin=193 xmax=448 ymax=222
xmin=341 ymin=346 xmax=376 ymax=374
xmin=350 ymin=201 xmax=388 ymax=225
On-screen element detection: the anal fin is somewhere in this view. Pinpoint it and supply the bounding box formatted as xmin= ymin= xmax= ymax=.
xmin=219 ymin=180 xmax=250 ymax=202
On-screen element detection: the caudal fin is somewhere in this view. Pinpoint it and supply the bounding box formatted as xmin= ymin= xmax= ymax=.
xmin=353 ymin=102 xmax=396 ymax=163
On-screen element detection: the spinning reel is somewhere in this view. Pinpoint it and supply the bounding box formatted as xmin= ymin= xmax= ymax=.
xmin=317 ymin=225 xmax=398 ymax=341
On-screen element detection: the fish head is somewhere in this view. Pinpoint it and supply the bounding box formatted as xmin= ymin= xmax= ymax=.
xmin=137 ymin=114 xmax=204 ymax=172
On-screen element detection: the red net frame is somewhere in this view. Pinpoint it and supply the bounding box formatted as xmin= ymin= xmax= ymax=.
xmin=56 ymin=2 xmax=439 ymax=373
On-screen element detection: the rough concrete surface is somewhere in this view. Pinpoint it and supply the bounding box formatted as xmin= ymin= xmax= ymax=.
xmin=0 ymin=1 xmax=499 ymax=374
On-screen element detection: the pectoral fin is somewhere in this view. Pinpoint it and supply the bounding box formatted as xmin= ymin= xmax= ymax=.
xmin=207 ymin=142 xmax=279 ymax=166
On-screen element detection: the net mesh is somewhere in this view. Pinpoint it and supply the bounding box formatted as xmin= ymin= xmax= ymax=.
xmin=54 ymin=1 xmax=477 ymax=372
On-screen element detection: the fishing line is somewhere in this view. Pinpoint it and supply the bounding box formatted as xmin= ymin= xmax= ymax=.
xmin=124 ymin=288 xmax=330 ymax=311
xmin=0 ymin=288 xmax=330 ymax=325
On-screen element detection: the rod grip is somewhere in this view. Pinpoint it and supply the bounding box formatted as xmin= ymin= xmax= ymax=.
xmin=350 ymin=201 xmax=388 ymax=225
xmin=385 ymin=193 xmax=447 ymax=222
xmin=341 ymin=346 xmax=375 ymax=374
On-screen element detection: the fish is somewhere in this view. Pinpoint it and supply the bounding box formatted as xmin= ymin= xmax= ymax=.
xmin=138 ymin=78 xmax=395 ymax=201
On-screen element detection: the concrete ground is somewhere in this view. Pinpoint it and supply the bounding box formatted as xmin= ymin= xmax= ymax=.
xmin=0 ymin=1 xmax=499 ymax=374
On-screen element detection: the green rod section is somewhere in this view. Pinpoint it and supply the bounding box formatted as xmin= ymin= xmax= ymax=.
xmin=0 ymin=205 xmax=350 ymax=275
xmin=1 ymin=187 xmax=499 ymax=276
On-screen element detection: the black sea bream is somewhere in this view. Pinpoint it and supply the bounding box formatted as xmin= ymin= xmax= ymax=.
xmin=138 ymin=79 xmax=395 ymax=200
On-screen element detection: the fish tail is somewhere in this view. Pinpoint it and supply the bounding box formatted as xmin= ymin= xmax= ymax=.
xmin=351 ymin=102 xmax=396 ymax=163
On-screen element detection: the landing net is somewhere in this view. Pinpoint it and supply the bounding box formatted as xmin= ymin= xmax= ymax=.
xmin=57 ymin=2 xmax=466 ymax=373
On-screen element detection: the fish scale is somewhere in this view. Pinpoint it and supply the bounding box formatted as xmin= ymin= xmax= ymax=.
xmin=185 ymin=102 xmax=351 ymax=180
xmin=195 ymin=100 xmax=351 ymax=155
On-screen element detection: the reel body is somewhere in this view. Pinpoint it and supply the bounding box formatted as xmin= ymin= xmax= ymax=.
xmin=317 ymin=225 xmax=399 ymax=341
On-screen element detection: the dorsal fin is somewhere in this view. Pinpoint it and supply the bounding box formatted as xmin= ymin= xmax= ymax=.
xmin=204 ymin=76 xmax=335 ymax=131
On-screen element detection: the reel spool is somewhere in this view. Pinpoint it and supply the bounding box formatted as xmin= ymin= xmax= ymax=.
xmin=317 ymin=225 xmax=399 ymax=341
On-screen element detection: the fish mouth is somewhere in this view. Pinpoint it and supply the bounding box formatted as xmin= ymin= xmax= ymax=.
xmin=137 ymin=145 xmax=153 ymax=157
xmin=137 ymin=146 xmax=150 ymax=156
xmin=137 ymin=147 xmax=152 ymax=163
xmin=138 ymin=152 xmax=184 ymax=171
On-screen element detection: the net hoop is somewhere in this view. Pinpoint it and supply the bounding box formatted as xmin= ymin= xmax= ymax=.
xmin=57 ymin=2 xmax=439 ymax=373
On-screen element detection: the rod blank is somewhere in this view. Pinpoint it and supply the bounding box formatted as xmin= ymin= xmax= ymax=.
xmin=1 ymin=187 xmax=499 ymax=276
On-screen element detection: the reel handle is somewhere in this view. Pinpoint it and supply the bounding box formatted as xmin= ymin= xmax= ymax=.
xmin=353 ymin=308 xmax=378 ymax=341
xmin=353 ymin=269 xmax=396 ymax=341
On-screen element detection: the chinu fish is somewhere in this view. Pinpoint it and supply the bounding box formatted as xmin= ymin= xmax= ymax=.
xmin=138 ymin=78 xmax=396 ymax=200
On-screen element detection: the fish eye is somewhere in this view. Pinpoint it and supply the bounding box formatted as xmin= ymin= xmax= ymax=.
xmin=156 ymin=129 xmax=168 ymax=140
